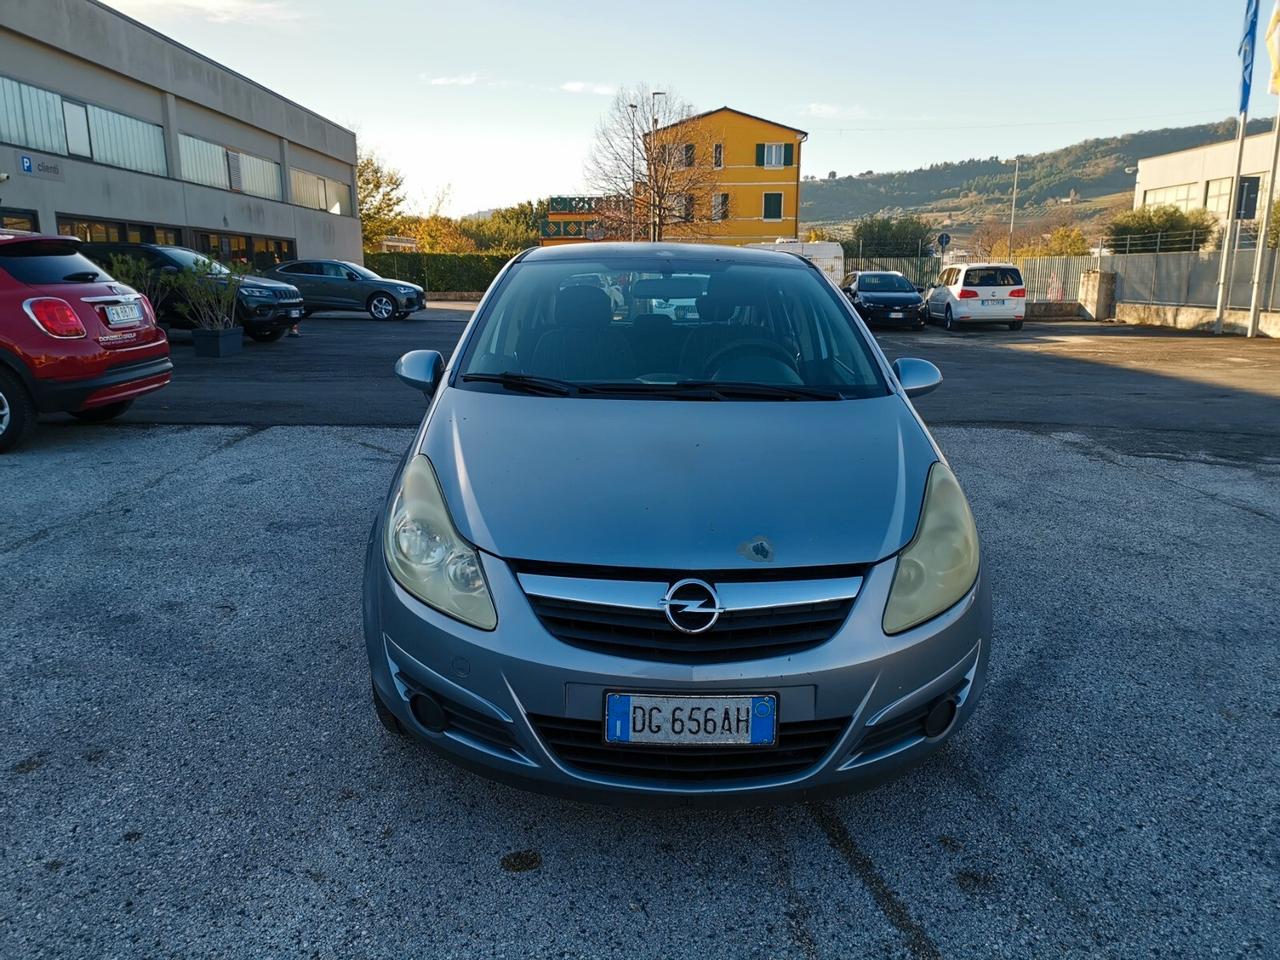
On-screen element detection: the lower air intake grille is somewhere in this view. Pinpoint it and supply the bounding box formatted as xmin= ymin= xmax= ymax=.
xmin=528 ymin=713 xmax=848 ymax=783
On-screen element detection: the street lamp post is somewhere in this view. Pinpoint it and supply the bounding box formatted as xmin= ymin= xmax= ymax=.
xmin=650 ymin=90 xmax=666 ymax=242
xmin=1007 ymin=155 xmax=1021 ymax=259
xmin=628 ymin=102 xmax=638 ymax=242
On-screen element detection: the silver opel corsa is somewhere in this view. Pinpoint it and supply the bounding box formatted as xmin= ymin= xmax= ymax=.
xmin=363 ymin=243 xmax=990 ymax=803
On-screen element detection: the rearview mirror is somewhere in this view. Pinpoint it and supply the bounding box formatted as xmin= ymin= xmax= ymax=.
xmin=395 ymin=349 xmax=445 ymax=397
xmin=892 ymin=357 xmax=942 ymax=398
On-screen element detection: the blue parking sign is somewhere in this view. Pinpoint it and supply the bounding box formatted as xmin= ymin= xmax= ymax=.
xmin=20 ymin=155 xmax=33 ymax=173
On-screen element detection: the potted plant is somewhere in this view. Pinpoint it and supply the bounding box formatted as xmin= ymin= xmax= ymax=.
xmin=107 ymin=253 xmax=176 ymax=320
xmin=168 ymin=257 xmax=248 ymax=357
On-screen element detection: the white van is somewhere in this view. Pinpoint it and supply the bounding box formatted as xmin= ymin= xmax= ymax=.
xmin=924 ymin=263 xmax=1025 ymax=331
xmin=745 ymin=239 xmax=845 ymax=284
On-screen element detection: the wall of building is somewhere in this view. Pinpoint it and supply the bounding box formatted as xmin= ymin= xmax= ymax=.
xmin=1134 ymin=133 xmax=1275 ymax=219
xmin=0 ymin=0 xmax=360 ymax=261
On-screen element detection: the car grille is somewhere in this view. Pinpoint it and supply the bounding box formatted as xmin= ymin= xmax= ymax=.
xmin=527 ymin=594 xmax=855 ymax=663
xmin=529 ymin=713 xmax=848 ymax=783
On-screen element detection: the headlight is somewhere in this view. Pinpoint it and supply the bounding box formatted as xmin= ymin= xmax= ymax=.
xmin=396 ymin=285 xmax=415 ymax=295
xmin=883 ymin=461 xmax=980 ymax=634
xmin=240 ymin=286 xmax=271 ymax=298
xmin=384 ymin=455 xmax=497 ymax=630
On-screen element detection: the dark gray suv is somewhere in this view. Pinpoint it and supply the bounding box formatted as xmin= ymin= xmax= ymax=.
xmin=263 ymin=260 xmax=424 ymax=320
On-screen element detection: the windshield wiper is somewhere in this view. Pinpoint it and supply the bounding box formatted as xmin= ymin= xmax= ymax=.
xmin=62 ymin=270 xmax=99 ymax=282
xmin=579 ymin=380 xmax=844 ymax=401
xmin=461 ymin=372 xmax=575 ymax=396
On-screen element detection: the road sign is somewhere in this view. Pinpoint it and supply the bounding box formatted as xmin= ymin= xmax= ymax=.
xmin=20 ymin=155 xmax=32 ymax=173
xmin=937 ymin=232 xmax=951 ymax=250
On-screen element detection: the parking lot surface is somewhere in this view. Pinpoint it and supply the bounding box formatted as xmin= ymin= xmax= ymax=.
xmin=2 ymin=313 xmax=1277 ymax=958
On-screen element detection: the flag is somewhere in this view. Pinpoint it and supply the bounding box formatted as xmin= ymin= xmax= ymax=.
xmin=1241 ymin=0 xmax=1260 ymax=112
xmin=1268 ymin=0 xmax=1280 ymax=93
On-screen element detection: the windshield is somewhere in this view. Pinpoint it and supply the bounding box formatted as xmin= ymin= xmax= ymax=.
xmin=857 ymin=273 xmax=915 ymax=293
xmin=0 ymin=239 xmax=115 ymax=284
xmin=161 ymin=247 xmax=230 ymax=275
xmin=456 ymin=256 xmax=887 ymax=399
xmin=343 ymin=261 xmax=380 ymax=279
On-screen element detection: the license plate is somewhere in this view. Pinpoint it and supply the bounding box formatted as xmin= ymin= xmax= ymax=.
xmin=288 ymin=308 xmax=301 ymax=318
xmin=889 ymin=311 xmax=904 ymax=318
xmin=605 ymin=693 xmax=777 ymax=746
xmin=981 ymin=299 xmax=1005 ymax=306
xmin=105 ymin=302 xmax=142 ymax=325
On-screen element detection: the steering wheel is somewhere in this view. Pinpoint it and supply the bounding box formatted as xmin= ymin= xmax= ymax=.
xmin=703 ymin=339 xmax=798 ymax=379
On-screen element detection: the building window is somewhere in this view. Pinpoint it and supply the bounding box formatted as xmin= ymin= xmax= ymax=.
xmin=0 ymin=76 xmax=67 ymax=155
xmin=1142 ymin=182 xmax=1197 ymax=213
xmin=763 ymin=143 xmax=785 ymax=167
xmin=180 ymin=134 xmax=230 ymax=189
xmin=762 ymin=192 xmax=783 ymax=221
xmin=62 ymin=101 xmax=91 ymax=157
xmin=1205 ymin=178 xmax=1232 ymax=217
xmin=191 ymin=229 xmax=296 ymax=269
xmin=232 ymin=151 xmax=282 ymax=201
xmin=289 ymin=167 xmax=352 ymax=216
xmin=57 ymin=215 xmax=183 ymax=245
xmin=683 ymin=143 xmax=695 ymax=168
xmin=86 ymin=105 xmax=167 ymax=176
xmin=180 ymin=134 xmax=281 ymax=200
xmin=713 ymin=143 xmax=723 ymax=169
xmin=712 ymin=193 xmax=729 ymax=221
xmin=1 ymin=207 xmax=38 ymax=232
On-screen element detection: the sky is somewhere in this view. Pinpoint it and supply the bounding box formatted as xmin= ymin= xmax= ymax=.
xmin=102 ymin=0 xmax=1279 ymax=218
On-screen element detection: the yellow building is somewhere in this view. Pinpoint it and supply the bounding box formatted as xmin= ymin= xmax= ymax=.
xmin=657 ymin=106 xmax=808 ymax=246
xmin=539 ymin=106 xmax=806 ymax=247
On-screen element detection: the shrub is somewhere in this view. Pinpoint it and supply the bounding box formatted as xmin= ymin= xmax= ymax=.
xmin=365 ymin=252 xmax=517 ymax=292
xmin=168 ymin=258 xmax=249 ymax=330
xmin=1105 ymin=205 xmax=1217 ymax=253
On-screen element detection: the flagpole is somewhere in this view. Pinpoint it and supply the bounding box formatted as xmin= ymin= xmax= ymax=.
xmin=1214 ymin=112 xmax=1249 ymax=334
xmin=1247 ymin=104 xmax=1280 ymax=337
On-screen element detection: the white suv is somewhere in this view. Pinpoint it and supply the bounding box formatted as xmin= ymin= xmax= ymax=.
xmin=924 ymin=263 xmax=1025 ymax=331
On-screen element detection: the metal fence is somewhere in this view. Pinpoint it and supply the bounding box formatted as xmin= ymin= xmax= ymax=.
xmin=842 ymin=256 xmax=941 ymax=288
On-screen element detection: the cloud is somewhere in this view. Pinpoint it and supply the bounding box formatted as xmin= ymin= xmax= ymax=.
xmin=102 ymin=0 xmax=301 ymax=23
xmin=425 ymin=73 xmax=480 ymax=87
xmin=561 ymin=81 xmax=617 ymax=96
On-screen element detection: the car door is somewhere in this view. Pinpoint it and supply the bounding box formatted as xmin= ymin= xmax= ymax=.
xmin=277 ymin=262 xmax=324 ymax=305
xmin=926 ymin=269 xmax=948 ymax=317
xmin=317 ymin=261 xmax=360 ymax=308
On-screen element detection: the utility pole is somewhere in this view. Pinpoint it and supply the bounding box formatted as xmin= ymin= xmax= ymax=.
xmin=628 ymin=102 xmax=638 ymax=242
xmin=1007 ymin=155 xmax=1021 ymax=259
xmin=1248 ymin=102 xmax=1280 ymax=337
xmin=650 ymin=90 xmax=666 ymax=242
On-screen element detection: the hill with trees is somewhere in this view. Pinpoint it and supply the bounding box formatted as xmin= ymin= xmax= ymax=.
xmin=800 ymin=117 xmax=1270 ymax=226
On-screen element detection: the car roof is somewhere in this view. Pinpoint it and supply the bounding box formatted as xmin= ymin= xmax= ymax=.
xmin=855 ymin=270 xmax=905 ymax=277
xmin=0 ymin=232 xmax=82 ymax=247
xmin=950 ymin=262 xmax=1018 ymax=269
xmin=520 ymin=241 xmax=811 ymax=267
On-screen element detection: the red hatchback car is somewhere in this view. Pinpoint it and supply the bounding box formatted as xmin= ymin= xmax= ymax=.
xmin=0 ymin=234 xmax=172 ymax=451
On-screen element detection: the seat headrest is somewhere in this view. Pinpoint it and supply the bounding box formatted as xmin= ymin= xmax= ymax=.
xmin=555 ymin=285 xmax=613 ymax=327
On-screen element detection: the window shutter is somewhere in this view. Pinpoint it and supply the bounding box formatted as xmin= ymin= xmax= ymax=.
xmin=755 ymin=143 xmax=765 ymax=166
xmin=684 ymin=143 xmax=695 ymax=167
xmin=226 ymin=150 xmax=243 ymax=192
xmin=783 ymin=143 xmax=794 ymax=166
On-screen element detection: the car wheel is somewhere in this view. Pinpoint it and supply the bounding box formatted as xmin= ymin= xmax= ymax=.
xmin=1009 ymin=321 xmax=1024 ymax=331
xmin=367 ymin=293 xmax=397 ymax=321
xmin=944 ymin=306 xmax=956 ymax=331
xmin=70 ymin=399 xmax=134 ymax=422
xmin=372 ymin=680 xmax=405 ymax=737
xmin=0 ymin=367 xmax=35 ymax=453
xmin=246 ymin=327 xmax=286 ymax=343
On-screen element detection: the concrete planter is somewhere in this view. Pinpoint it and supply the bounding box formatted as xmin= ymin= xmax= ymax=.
xmin=191 ymin=327 xmax=242 ymax=358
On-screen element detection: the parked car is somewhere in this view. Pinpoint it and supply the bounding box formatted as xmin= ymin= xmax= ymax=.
xmin=844 ymin=270 xmax=926 ymax=329
xmin=81 ymin=243 xmax=305 ymax=342
xmin=924 ymin=263 xmax=1025 ymax=331
xmin=261 ymin=260 xmax=424 ymax=321
xmin=0 ymin=234 xmax=172 ymax=451
xmin=365 ymin=242 xmax=990 ymax=804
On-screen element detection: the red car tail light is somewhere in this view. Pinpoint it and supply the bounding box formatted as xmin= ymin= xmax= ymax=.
xmin=140 ymin=295 xmax=156 ymax=324
xmin=24 ymin=298 xmax=87 ymax=338
xmin=957 ymin=289 xmax=979 ymax=299
xmin=1009 ymin=287 xmax=1026 ymax=298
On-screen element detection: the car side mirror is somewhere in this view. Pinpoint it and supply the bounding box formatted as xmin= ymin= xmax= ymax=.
xmin=892 ymin=357 xmax=942 ymax=398
xmin=161 ymin=265 xmax=179 ymax=274
xmin=914 ymin=285 xmax=925 ymax=293
xmin=395 ymin=349 xmax=445 ymax=398
xmin=346 ymin=272 xmax=358 ymax=281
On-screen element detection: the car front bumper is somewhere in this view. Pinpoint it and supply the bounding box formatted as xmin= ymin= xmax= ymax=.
xmin=363 ymin=522 xmax=991 ymax=805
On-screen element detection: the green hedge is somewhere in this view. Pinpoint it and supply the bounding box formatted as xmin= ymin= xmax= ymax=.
xmin=365 ymin=252 xmax=517 ymax=292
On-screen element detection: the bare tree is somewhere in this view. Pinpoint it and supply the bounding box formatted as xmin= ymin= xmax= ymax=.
xmin=585 ymin=85 xmax=723 ymax=242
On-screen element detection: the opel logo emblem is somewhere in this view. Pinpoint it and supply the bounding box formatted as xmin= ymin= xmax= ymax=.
xmin=660 ymin=578 xmax=724 ymax=634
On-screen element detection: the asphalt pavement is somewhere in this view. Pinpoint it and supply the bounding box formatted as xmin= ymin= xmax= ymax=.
xmin=1 ymin=310 xmax=1277 ymax=958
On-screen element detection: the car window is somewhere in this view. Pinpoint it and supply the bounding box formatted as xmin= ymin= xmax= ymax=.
xmin=319 ymin=262 xmax=349 ymax=278
xmin=457 ymin=256 xmax=888 ymax=398
xmin=857 ymin=274 xmax=915 ymax=293
xmin=0 ymin=239 xmax=116 ymax=284
xmin=343 ymin=262 xmax=380 ymax=279
xmin=963 ymin=267 xmax=1023 ymax=287
xmin=159 ymin=247 xmax=230 ymax=275
xmin=279 ymin=262 xmax=315 ymax=275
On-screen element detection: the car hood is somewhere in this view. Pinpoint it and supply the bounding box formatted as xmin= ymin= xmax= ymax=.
xmin=418 ymin=387 xmax=938 ymax=570
xmin=858 ymin=292 xmax=922 ymax=306
xmin=235 ymin=275 xmax=297 ymax=291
